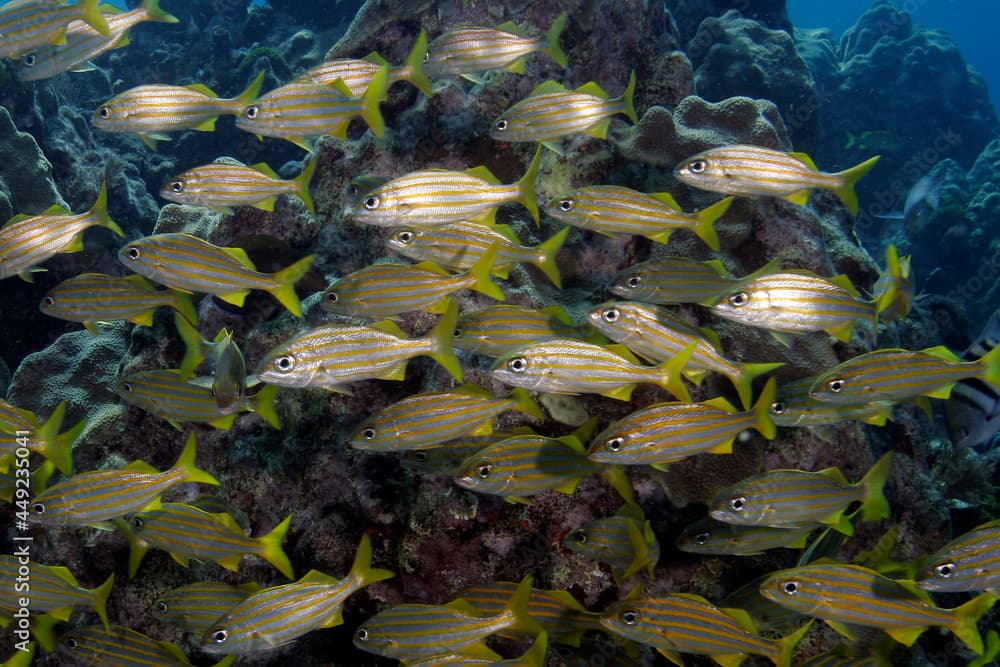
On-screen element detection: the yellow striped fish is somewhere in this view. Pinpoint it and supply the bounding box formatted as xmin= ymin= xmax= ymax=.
xmin=403 ymin=631 xmax=548 ymax=667
xmin=321 ymin=244 xmax=504 ymax=319
xmin=721 ymin=575 xmax=809 ymax=635
xmin=759 ymin=563 xmax=996 ymax=653
xmin=160 ymin=156 xmax=317 ymax=215
xmin=600 ymin=593 xmax=810 ymax=667
xmin=296 ymin=31 xmax=431 ymax=95
xmin=610 ymin=256 xmax=741 ymax=305
xmin=453 ymin=303 xmax=589 ymax=357
xmin=768 ymin=376 xmax=894 ymax=427
xmin=118 ymin=232 xmax=314 ymax=316
xmin=545 ymin=186 xmax=731 ymax=249
xmin=354 ymin=575 xmax=543 ymax=660
xmin=152 ymin=581 xmax=260 ymax=636
xmin=0 ymin=0 xmax=109 ymax=59
xmin=235 ymin=66 xmax=389 ymax=151
xmin=872 ymin=243 xmax=915 ymax=321
xmin=425 ymin=13 xmax=568 ymax=83
xmin=400 ymin=432 xmax=529 ymax=477
xmin=117 ymin=369 xmax=279 ymax=430
xmin=676 ymin=516 xmax=816 ymax=556
xmin=708 ymin=452 xmax=893 ymax=535
xmin=61 ymin=624 xmax=235 ymax=667
xmin=587 ymin=378 xmax=777 ymax=467
xmin=709 ymin=269 xmax=877 ymax=343
xmin=0 ymin=182 xmax=122 ymax=281
xmin=0 ymin=556 xmax=113 ymax=630
xmin=40 ymin=273 xmax=196 ymax=334
xmin=202 ymin=534 xmax=394 ymax=654
xmin=354 ymin=147 xmax=542 ymax=227
xmin=93 ymin=71 xmax=265 ymax=148
xmin=15 ymin=0 xmax=179 ymax=81
xmin=29 ymin=432 xmax=218 ymax=527
xmin=674 ymin=145 xmax=880 ymax=216
xmin=122 ymin=503 xmax=293 ymax=578
xmin=0 ymin=400 xmax=80 ymax=475
xmin=387 ymin=221 xmax=569 ymax=287
xmin=587 ymin=301 xmax=783 ymax=409
xmin=916 ymin=519 xmax=1000 ymax=595
xmin=350 ymin=385 xmax=542 ymax=451
xmin=491 ymin=73 xmax=637 ymax=154
xmin=809 ymin=344 xmax=1000 ymax=405
xmin=257 ymin=301 xmax=462 ymax=390
xmin=563 ymin=503 xmax=659 ymax=583
xmin=173 ymin=315 xmax=252 ymax=413
xmin=491 ymin=338 xmax=694 ymax=402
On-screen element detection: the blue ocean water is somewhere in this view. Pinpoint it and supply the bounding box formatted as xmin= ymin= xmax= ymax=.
xmin=789 ymin=0 xmax=1000 ymax=112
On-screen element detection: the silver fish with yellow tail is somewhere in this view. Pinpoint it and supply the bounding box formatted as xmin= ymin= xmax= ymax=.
xmin=453 ymin=304 xmax=590 ymax=358
xmin=563 ymin=503 xmax=659 ymax=583
xmin=0 ymin=0 xmax=109 ymax=60
xmin=296 ymin=31 xmax=430 ymax=95
xmin=916 ymin=519 xmax=1000 ymax=595
xmin=152 ymin=581 xmax=261 ymax=636
xmin=610 ymin=255 xmax=742 ymax=305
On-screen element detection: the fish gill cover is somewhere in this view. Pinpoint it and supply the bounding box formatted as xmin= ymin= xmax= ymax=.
xmin=0 ymin=0 xmax=999 ymax=665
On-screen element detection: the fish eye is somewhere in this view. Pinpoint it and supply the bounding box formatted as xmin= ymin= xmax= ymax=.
xmin=769 ymin=401 xmax=786 ymax=415
xmin=66 ymin=637 xmax=78 ymax=649
xmin=621 ymin=610 xmax=639 ymax=625
xmin=571 ymin=530 xmax=587 ymax=544
xmin=687 ymin=159 xmax=707 ymax=174
xmin=274 ymin=355 xmax=296 ymax=373
xmin=98 ymin=106 xmax=111 ymax=119
xmin=156 ymin=602 xmax=168 ymax=613
xmin=326 ymin=291 xmax=338 ymax=304
xmin=23 ymin=54 xmax=36 ymax=67
xmin=422 ymin=53 xmax=429 ymax=63
xmin=212 ymin=629 xmax=228 ymax=643
xmin=601 ymin=307 xmax=620 ymax=323
xmin=476 ymin=463 xmax=492 ymax=479
xmin=934 ymin=562 xmax=956 ymax=578
xmin=362 ymin=428 xmax=376 ymax=440
xmin=606 ymin=437 xmax=624 ymax=452
xmin=507 ymin=357 xmax=528 ymax=373
xmin=729 ymin=496 xmax=747 ymax=512
xmin=121 ymin=382 xmax=133 ymax=393
xmin=32 ymin=502 xmax=44 ymax=514
xmin=126 ymin=246 xmax=141 ymax=260
xmin=413 ymin=451 xmax=428 ymax=462
xmin=694 ymin=531 xmax=710 ymax=545
xmin=364 ymin=195 xmax=380 ymax=210
xmin=453 ymin=327 xmax=462 ymax=338
xmin=495 ymin=118 xmax=508 ymax=131
xmin=559 ymin=198 xmax=574 ymax=212
xmin=827 ymin=378 xmax=845 ymax=393
xmin=782 ymin=581 xmax=799 ymax=596
xmin=728 ymin=291 xmax=749 ymax=308
xmin=356 ymin=628 xmax=369 ymax=642
xmin=169 ymin=180 xmax=184 ymax=193
xmin=42 ymin=296 xmax=55 ymax=306
xmin=210 ymin=387 xmax=217 ymax=398
xmin=397 ymin=230 xmax=414 ymax=243
xmin=244 ymin=105 xmax=259 ymax=120
xmin=626 ymin=276 xmax=641 ymax=289
xmin=132 ymin=517 xmax=144 ymax=529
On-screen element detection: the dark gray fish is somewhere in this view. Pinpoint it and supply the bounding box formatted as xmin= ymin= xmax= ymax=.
xmin=944 ymin=308 xmax=1000 ymax=449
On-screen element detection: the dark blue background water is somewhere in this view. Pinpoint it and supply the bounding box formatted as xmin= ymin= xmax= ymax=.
xmin=789 ymin=0 xmax=1000 ymax=113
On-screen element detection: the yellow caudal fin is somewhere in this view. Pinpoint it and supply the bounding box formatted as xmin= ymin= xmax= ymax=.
xmin=427 ymin=300 xmax=463 ymax=382
xmin=751 ymin=377 xmax=778 ymax=440
xmin=517 ymin=146 xmax=543 ymax=224
xmin=89 ymin=182 xmax=124 ymax=237
xmin=653 ymin=341 xmax=696 ymax=402
xmin=113 ymin=516 xmax=151 ymax=578
xmin=27 ymin=613 xmax=61 ymax=653
xmin=234 ymin=70 xmax=266 ymax=110
xmin=617 ymin=70 xmax=638 ymax=124
xmin=268 ymin=254 xmax=315 ymax=317
xmin=171 ymin=290 xmax=198 ymax=326
xmin=35 ymin=402 xmax=74 ymax=476
xmin=858 ymin=451 xmax=893 ymax=522
xmin=90 ymin=572 xmax=115 ymax=632
xmin=171 ymin=433 xmax=220 ymax=486
xmin=731 ymin=361 xmax=784 ymax=411
xmin=360 ymin=65 xmax=389 ymax=137
xmin=693 ymin=196 xmax=732 ymax=251
xmin=981 ymin=343 xmax=1000 ymax=391
xmin=174 ymin=312 xmax=206 ymax=380
xmin=949 ymin=592 xmax=996 ymax=655
xmin=79 ymin=0 xmax=111 ymax=36
xmin=503 ymin=575 xmax=545 ymax=635
xmin=467 ymin=242 xmax=505 ymax=301
xmin=546 ymin=12 xmax=569 ymax=67
xmin=833 ymin=155 xmax=880 ymax=216
xmin=3 ymin=640 xmax=35 ymax=666
xmin=350 ymin=533 xmax=396 ymax=587
xmin=600 ymin=465 xmax=635 ymax=503
xmin=521 ymin=631 xmax=549 ymax=667
xmin=250 ymin=383 xmax=281 ymax=429
xmin=256 ymin=515 xmax=294 ymax=579
xmin=141 ymin=0 xmax=180 ymax=23
xmin=294 ymin=156 xmax=318 ymax=215
xmin=775 ymin=620 xmax=813 ymax=667
xmin=403 ymin=31 xmax=432 ymax=96
xmin=510 ymin=387 xmax=545 ymax=420
xmin=531 ymin=225 xmax=570 ymax=287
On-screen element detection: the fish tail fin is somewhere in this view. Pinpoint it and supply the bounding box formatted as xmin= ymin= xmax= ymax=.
xmin=950 ymin=592 xmax=996 ymax=654
xmin=693 ymin=196 xmax=731 ymax=251
xmin=516 ymin=147 xmax=543 ymax=225
xmin=654 ymin=341 xmax=696 ymax=402
xmin=28 ymin=613 xmax=62 ymax=653
xmin=751 ymin=377 xmax=778 ymax=439
xmin=774 ymin=620 xmax=813 ymax=667
xmin=90 ymin=182 xmax=124 ymax=237
xmin=294 ymin=155 xmax=318 ymax=215
xmin=522 ymin=631 xmax=548 ymax=667
xmin=503 ymin=575 xmax=545 ymax=635
xmin=732 ymin=362 xmax=784 ymax=411
xmin=510 ymin=387 xmax=544 ymax=420
xmin=858 ymin=451 xmax=893 ymax=521
xmin=350 ymin=533 xmax=396 ymax=587
xmin=169 ymin=289 xmax=198 ymax=326
xmin=91 ymin=572 xmax=115 ymax=632
xmin=174 ymin=312 xmax=207 ymax=380
xmin=141 ymin=0 xmax=180 ymax=23
xmin=172 ymin=433 xmax=220 ymax=486
xmin=235 ymin=70 xmax=266 ymax=109
xmin=874 ymin=243 xmax=901 ymax=314
xmin=360 ymin=65 xmax=389 ymax=137
xmin=532 ymin=225 xmax=569 ymax=287
xmin=36 ymin=402 xmax=75 ymax=476
xmin=114 ymin=515 xmax=151 ymax=579
xmin=79 ymin=0 xmax=111 ymax=36
xmin=250 ymin=383 xmax=281 ymax=429
xmin=467 ymin=242 xmax=505 ymax=301
xmin=546 ymin=12 xmax=569 ymax=68
xmin=257 ymin=515 xmax=295 ymax=579
xmin=981 ymin=342 xmax=1000 ymax=390
xmin=834 ymin=155 xmax=880 ymax=216
xmin=404 ymin=31 xmax=432 ymax=96
xmin=600 ymin=465 xmax=635 ymax=503
xmin=428 ymin=300 xmax=463 ymax=381
xmin=619 ymin=70 xmax=638 ymax=124
xmin=269 ymin=254 xmax=315 ymax=317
